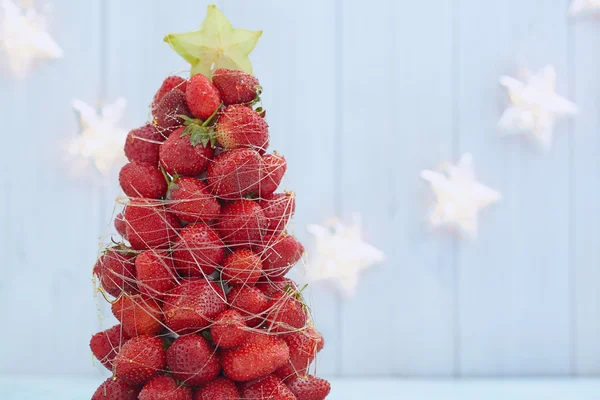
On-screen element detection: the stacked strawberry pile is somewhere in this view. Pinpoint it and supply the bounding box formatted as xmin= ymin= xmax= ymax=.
xmin=89 ymin=61 xmax=330 ymax=400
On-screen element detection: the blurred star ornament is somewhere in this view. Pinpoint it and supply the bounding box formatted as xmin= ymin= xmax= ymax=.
xmin=164 ymin=4 xmax=262 ymax=78
xmin=421 ymin=154 xmax=500 ymax=238
xmin=0 ymin=0 xmax=63 ymax=76
xmin=498 ymin=66 xmax=578 ymax=149
xmin=304 ymin=214 xmax=385 ymax=296
xmin=570 ymin=0 xmax=600 ymax=16
xmin=69 ymin=98 xmax=128 ymax=175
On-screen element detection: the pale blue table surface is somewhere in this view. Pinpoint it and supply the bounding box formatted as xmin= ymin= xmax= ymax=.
xmin=1 ymin=376 xmax=599 ymax=399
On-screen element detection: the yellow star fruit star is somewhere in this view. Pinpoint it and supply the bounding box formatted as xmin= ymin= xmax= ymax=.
xmin=164 ymin=4 xmax=262 ymax=78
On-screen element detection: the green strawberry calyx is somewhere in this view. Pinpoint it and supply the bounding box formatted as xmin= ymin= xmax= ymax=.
xmin=179 ymin=113 xmax=218 ymax=148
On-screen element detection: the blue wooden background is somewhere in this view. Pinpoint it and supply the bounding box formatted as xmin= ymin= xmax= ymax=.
xmin=0 ymin=0 xmax=599 ymax=378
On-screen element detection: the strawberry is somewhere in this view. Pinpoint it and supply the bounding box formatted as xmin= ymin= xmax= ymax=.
xmin=159 ymin=127 xmax=214 ymax=176
xmin=220 ymin=249 xmax=262 ymax=286
xmin=286 ymin=375 xmax=331 ymax=400
xmin=193 ymin=377 xmax=240 ymax=400
xmin=215 ymin=105 xmax=269 ymax=152
xmin=124 ymin=200 xmax=181 ymax=250
xmin=210 ymin=309 xmax=247 ymax=348
xmin=172 ymin=224 xmax=225 ymax=277
xmin=168 ymin=176 xmax=221 ymax=223
xmin=216 ymin=200 xmax=268 ymax=248
xmin=258 ymin=152 xmax=286 ymax=197
xmin=135 ymin=250 xmax=177 ymax=299
xmin=221 ymin=331 xmax=290 ymax=382
xmin=114 ymin=335 xmax=166 ymax=386
xmin=111 ymin=294 xmax=164 ymax=337
xmin=257 ymin=234 xmax=304 ymax=280
xmin=163 ymin=279 xmax=227 ymax=334
xmin=206 ymin=148 xmax=262 ymax=199
xmin=152 ymin=76 xmax=188 ymax=110
xmin=212 ymin=68 xmax=260 ymax=105
xmin=89 ymin=324 xmax=130 ymax=370
xmin=227 ymin=286 xmax=269 ymax=327
xmin=119 ymin=162 xmax=168 ymax=199
xmin=139 ymin=375 xmax=193 ymax=400
xmin=124 ymin=124 xmax=165 ymax=165
xmin=92 ymin=377 xmax=140 ymax=400
xmin=259 ymin=192 xmax=296 ymax=236
xmin=241 ymin=375 xmax=296 ymax=400
xmin=256 ymin=278 xmax=297 ymax=300
xmin=275 ymin=328 xmax=323 ymax=381
xmin=114 ymin=212 xmax=128 ymax=239
xmin=186 ymin=73 xmax=221 ymax=121
xmin=153 ymin=89 xmax=192 ymax=136
xmin=94 ymin=249 xmax=137 ymax=298
xmin=167 ymin=334 xmax=221 ymax=386
xmin=264 ymin=290 xmax=308 ymax=334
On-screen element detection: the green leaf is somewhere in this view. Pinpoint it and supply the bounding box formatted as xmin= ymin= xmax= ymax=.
xmin=164 ymin=5 xmax=262 ymax=78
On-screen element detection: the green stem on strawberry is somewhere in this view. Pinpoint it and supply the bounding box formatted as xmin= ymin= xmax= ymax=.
xmin=201 ymin=105 xmax=221 ymax=127
xmin=159 ymin=164 xmax=171 ymax=186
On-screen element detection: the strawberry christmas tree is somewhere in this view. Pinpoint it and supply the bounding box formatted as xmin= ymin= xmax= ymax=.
xmin=89 ymin=5 xmax=330 ymax=400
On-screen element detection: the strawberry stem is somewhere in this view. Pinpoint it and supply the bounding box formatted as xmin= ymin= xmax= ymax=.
xmin=201 ymin=106 xmax=221 ymax=127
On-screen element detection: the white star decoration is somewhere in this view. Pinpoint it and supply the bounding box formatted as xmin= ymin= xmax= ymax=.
xmin=498 ymin=66 xmax=578 ymax=149
xmin=421 ymin=154 xmax=501 ymax=238
xmin=304 ymin=214 xmax=385 ymax=296
xmin=570 ymin=0 xmax=600 ymax=16
xmin=0 ymin=0 xmax=63 ymax=77
xmin=69 ymin=98 xmax=128 ymax=175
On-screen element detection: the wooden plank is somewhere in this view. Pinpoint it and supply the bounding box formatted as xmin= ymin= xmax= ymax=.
xmin=0 ymin=0 xmax=104 ymax=376
xmin=220 ymin=0 xmax=339 ymax=375
xmin=572 ymin=19 xmax=600 ymax=375
xmin=338 ymin=0 xmax=456 ymax=375
xmin=457 ymin=0 xmax=572 ymax=375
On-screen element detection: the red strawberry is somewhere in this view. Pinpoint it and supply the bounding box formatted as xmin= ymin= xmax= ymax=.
xmin=186 ymin=73 xmax=221 ymax=121
xmin=135 ymin=250 xmax=177 ymax=299
xmin=257 ymin=234 xmax=304 ymax=280
xmin=256 ymin=278 xmax=297 ymax=300
xmin=213 ymin=68 xmax=260 ymax=105
xmin=114 ymin=212 xmax=128 ymax=239
xmin=215 ymin=105 xmax=269 ymax=152
xmin=153 ymin=89 xmax=192 ymax=136
xmin=206 ymin=148 xmax=262 ymax=199
xmin=264 ymin=291 xmax=308 ymax=334
xmin=163 ymin=279 xmax=227 ymax=334
xmin=216 ymin=200 xmax=268 ymax=248
xmin=221 ymin=249 xmax=262 ymax=286
xmin=119 ymin=162 xmax=168 ymax=199
xmin=286 ymin=375 xmax=331 ymax=400
xmin=94 ymin=249 xmax=137 ymax=297
xmin=259 ymin=152 xmax=286 ymax=197
xmin=152 ymin=76 xmax=188 ymax=110
xmin=111 ymin=294 xmax=164 ymax=337
xmin=275 ymin=328 xmax=323 ymax=381
xmin=92 ymin=377 xmax=139 ymax=400
xmin=139 ymin=375 xmax=193 ymax=400
xmin=210 ymin=309 xmax=247 ymax=348
xmin=124 ymin=124 xmax=165 ymax=165
xmin=168 ymin=177 xmax=221 ymax=223
xmin=159 ymin=127 xmax=214 ymax=176
xmin=114 ymin=335 xmax=166 ymax=386
xmin=242 ymin=375 xmax=296 ymax=399
xmin=124 ymin=200 xmax=181 ymax=250
xmin=172 ymin=224 xmax=225 ymax=277
xmin=89 ymin=324 xmax=130 ymax=370
xmin=167 ymin=334 xmax=221 ymax=386
xmin=193 ymin=377 xmax=240 ymax=400
xmin=227 ymin=286 xmax=269 ymax=327
xmin=259 ymin=192 xmax=296 ymax=236
xmin=221 ymin=331 xmax=290 ymax=381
